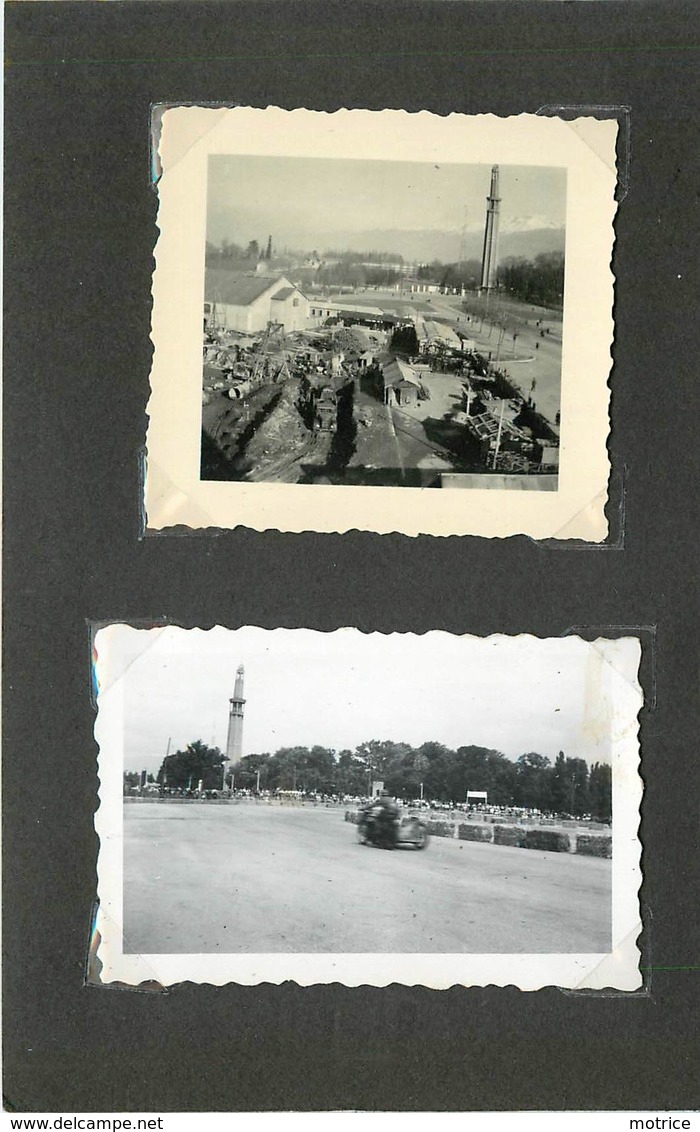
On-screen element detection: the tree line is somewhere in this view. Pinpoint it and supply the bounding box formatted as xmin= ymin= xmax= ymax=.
xmin=206 ymin=236 xmax=274 ymax=269
xmin=205 ymin=241 xmax=404 ymax=287
xmin=413 ymin=252 xmax=565 ymax=308
xmin=203 ymin=242 xmax=564 ymax=310
xmin=153 ymin=738 xmax=612 ymax=821
xmin=499 ymin=251 xmax=565 ymax=308
xmin=315 ymin=263 xmax=401 ymax=289
xmin=416 ymin=258 xmax=482 ymax=290
xmin=322 ymin=249 xmax=404 ymax=265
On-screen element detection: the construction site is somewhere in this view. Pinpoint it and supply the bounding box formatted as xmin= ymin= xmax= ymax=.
xmin=200 ymin=157 xmax=565 ymax=488
xmin=201 ymin=294 xmax=560 ymax=488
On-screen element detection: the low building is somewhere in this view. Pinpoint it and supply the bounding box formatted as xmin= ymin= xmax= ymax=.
xmin=382 ymin=358 xmax=422 ymax=408
xmin=403 ymin=279 xmax=440 ymax=294
xmin=336 ymin=305 xmax=399 ymax=331
xmin=308 ymin=302 xmax=338 ymax=325
xmin=204 ymin=269 xmax=310 ymax=334
xmin=415 ymin=317 xmax=464 ymax=354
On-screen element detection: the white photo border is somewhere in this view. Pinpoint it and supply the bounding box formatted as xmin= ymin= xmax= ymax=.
xmin=93 ymin=626 xmax=642 ymax=990
xmin=145 ymin=107 xmax=617 ymax=541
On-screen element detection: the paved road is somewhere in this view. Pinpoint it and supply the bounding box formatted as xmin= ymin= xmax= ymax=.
xmin=123 ymin=804 xmax=611 ymax=955
xmin=425 ymin=295 xmax=563 ymax=423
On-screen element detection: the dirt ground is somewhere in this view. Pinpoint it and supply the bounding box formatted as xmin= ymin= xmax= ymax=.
xmin=203 ymin=379 xmax=333 ymax=483
xmin=123 ymin=803 xmax=612 ymax=955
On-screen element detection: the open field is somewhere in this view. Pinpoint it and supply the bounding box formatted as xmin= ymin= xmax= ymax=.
xmin=124 ymin=803 xmax=611 ymax=955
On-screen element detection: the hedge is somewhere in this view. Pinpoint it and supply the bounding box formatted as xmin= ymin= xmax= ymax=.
xmin=457 ymin=823 xmax=493 ymax=843
xmin=493 ymin=824 xmax=527 ymax=847
xmin=576 ymin=834 xmax=612 ymax=858
xmin=524 ymin=829 xmax=571 ymax=853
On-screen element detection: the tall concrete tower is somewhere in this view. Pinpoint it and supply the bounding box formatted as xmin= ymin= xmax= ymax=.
xmin=480 ymin=165 xmax=501 ymax=292
xmin=225 ymin=664 xmax=246 ymax=768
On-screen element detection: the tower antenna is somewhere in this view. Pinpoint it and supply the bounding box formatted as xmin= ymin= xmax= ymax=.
xmin=480 ymin=165 xmax=501 ymax=292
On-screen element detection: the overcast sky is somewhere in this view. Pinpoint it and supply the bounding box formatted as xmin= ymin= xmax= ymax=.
xmin=94 ymin=627 xmax=627 ymax=777
xmin=206 ymin=156 xmax=567 ymax=251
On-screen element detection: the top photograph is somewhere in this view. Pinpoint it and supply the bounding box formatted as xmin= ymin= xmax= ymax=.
xmin=146 ymin=108 xmax=617 ymax=539
xmin=202 ymin=157 xmax=564 ymax=490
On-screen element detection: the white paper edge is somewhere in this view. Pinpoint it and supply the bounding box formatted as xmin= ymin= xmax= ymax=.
xmin=144 ymin=107 xmax=617 ymax=541
xmin=93 ymin=628 xmax=642 ymax=990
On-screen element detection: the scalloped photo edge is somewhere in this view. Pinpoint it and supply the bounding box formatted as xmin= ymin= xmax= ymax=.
xmin=92 ymin=625 xmax=642 ymax=990
xmin=144 ymin=107 xmax=616 ymax=541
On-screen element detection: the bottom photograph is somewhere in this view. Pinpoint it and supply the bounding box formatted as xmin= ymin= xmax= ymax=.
xmin=92 ymin=625 xmax=643 ymax=990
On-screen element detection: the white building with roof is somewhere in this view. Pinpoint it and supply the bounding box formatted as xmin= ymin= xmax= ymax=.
xmin=204 ymin=269 xmax=310 ymax=334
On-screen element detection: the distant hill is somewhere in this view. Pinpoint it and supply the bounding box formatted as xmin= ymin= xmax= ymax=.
xmin=318 ymin=227 xmax=565 ymax=265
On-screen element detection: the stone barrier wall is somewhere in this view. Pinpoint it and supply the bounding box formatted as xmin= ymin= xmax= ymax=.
xmin=344 ymin=810 xmax=609 ymax=857
xmin=493 ymin=824 xmax=527 ymax=847
xmin=457 ymin=823 xmax=493 ymax=842
xmin=427 ymin=820 xmax=456 ymax=838
xmin=523 ymin=829 xmax=571 ymax=853
xmin=576 ymin=834 xmax=612 ymax=858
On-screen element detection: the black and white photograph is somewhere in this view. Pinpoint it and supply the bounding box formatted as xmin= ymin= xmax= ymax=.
xmin=201 ymin=157 xmax=565 ymax=489
xmin=146 ymin=107 xmax=617 ymax=539
xmin=94 ymin=626 xmax=642 ymax=990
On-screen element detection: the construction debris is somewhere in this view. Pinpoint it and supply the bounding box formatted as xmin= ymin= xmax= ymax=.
xmin=201 ymin=311 xmax=559 ymax=483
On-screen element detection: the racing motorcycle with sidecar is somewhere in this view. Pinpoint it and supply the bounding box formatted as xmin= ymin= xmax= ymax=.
xmin=356 ymin=807 xmax=430 ymax=850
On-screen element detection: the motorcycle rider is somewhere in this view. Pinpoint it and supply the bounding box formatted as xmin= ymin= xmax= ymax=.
xmin=373 ymin=789 xmax=400 ymax=849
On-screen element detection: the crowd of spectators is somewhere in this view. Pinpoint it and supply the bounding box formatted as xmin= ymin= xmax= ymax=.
xmin=124 ymin=784 xmax=609 ymax=826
